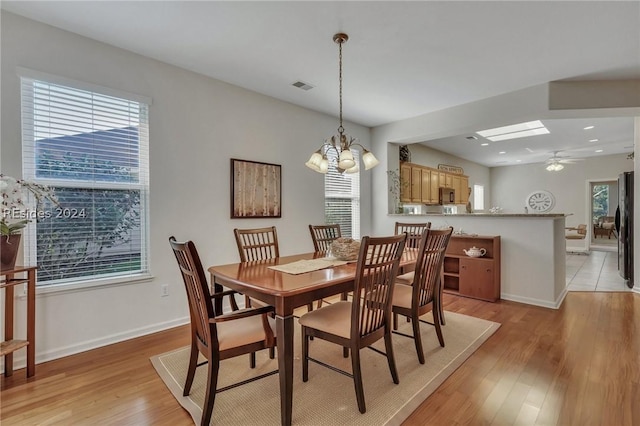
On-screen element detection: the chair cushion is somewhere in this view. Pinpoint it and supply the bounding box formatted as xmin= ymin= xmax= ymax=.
xmin=396 ymin=271 xmax=414 ymax=285
xmin=602 ymin=222 xmax=614 ymax=230
xmin=392 ymin=283 xmax=414 ymax=310
xmin=217 ymin=312 xmax=276 ymax=351
xmin=298 ymin=301 xmax=352 ymax=339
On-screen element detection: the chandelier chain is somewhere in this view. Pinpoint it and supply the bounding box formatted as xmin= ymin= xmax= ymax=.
xmin=338 ymin=39 xmax=344 ymax=136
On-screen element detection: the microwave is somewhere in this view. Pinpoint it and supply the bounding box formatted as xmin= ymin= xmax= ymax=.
xmin=439 ymin=187 xmax=456 ymax=205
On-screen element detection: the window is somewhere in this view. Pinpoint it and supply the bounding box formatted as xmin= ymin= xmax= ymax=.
xmin=21 ymin=72 xmax=150 ymax=286
xmin=473 ymin=184 xmax=485 ymax=211
xmin=324 ymin=149 xmax=360 ymax=239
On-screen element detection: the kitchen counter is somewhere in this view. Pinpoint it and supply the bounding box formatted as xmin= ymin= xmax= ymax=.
xmin=389 ymin=213 xmax=567 ymax=218
xmin=381 ymin=213 xmax=568 ymax=309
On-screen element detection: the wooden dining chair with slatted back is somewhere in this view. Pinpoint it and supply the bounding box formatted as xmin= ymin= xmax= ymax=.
xmin=394 ymin=222 xmax=431 ymax=249
xmin=309 ymin=224 xmax=342 ymax=308
xmin=299 ymin=233 xmax=407 ymax=414
xmin=169 ymin=237 xmax=278 ymax=426
xmin=391 ymin=227 xmax=453 ymax=364
xmin=234 ymin=226 xmax=313 ymax=314
xmin=393 ymin=222 xmax=432 ymax=326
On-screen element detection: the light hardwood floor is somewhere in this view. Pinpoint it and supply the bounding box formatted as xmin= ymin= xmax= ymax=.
xmin=2 ymin=292 xmax=639 ymax=425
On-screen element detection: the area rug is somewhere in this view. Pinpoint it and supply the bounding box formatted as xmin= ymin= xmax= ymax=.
xmin=151 ymin=311 xmax=499 ymax=426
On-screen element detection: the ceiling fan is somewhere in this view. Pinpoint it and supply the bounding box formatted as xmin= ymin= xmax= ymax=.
xmin=545 ymin=151 xmax=583 ymax=171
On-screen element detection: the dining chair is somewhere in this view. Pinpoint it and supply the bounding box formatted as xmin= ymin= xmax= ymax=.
xmin=169 ymin=237 xmax=278 ymax=426
xmin=391 ymin=227 xmax=453 ymax=364
xmin=309 ymin=224 xmax=342 ymax=252
xmin=309 ymin=224 xmax=342 ymax=308
xmin=234 ymin=226 xmax=280 ymax=262
xmin=234 ymin=226 xmax=314 ymax=312
xmin=299 ymin=233 xmax=407 ymax=414
xmin=394 ymin=221 xmax=431 ymax=249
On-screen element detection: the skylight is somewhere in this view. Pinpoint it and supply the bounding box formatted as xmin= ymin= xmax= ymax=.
xmin=476 ymin=120 xmax=550 ymax=142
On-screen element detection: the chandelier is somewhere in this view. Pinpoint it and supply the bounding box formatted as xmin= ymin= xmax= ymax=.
xmin=305 ymin=33 xmax=379 ymax=174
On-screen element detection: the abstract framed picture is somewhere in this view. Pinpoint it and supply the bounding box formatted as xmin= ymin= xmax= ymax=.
xmin=231 ymin=158 xmax=282 ymax=218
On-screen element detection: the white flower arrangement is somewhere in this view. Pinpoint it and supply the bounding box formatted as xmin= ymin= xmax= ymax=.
xmin=0 ymin=174 xmax=59 ymax=236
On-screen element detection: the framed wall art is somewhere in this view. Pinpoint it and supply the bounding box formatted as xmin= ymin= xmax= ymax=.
xmin=230 ymin=158 xmax=282 ymax=218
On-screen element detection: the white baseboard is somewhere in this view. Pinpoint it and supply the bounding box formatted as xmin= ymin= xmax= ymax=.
xmin=1 ymin=316 xmax=190 ymax=371
xmin=501 ymin=289 xmax=567 ymax=309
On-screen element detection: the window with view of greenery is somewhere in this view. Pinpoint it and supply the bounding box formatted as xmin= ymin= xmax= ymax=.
xmin=21 ymin=74 xmax=150 ymax=285
xmin=592 ymin=184 xmax=610 ymax=221
xmin=324 ymin=149 xmax=360 ymax=239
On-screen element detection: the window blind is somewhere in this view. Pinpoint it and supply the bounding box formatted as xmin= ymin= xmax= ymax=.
xmin=20 ymin=76 xmax=150 ymax=286
xmin=324 ymin=149 xmax=360 ymax=239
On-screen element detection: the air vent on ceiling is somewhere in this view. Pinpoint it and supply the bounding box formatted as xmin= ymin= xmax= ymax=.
xmin=292 ymin=81 xmax=314 ymax=91
xmin=466 ymin=136 xmax=478 ymax=140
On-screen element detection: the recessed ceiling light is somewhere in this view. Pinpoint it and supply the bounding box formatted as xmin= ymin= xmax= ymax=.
xmin=476 ymin=120 xmax=549 ymax=142
xmin=498 ymin=151 xmax=506 ymax=154
xmin=481 ymin=143 xmax=489 ymax=146
xmin=516 ymin=159 xmax=522 ymax=162
xmin=589 ymin=139 xmax=599 ymax=142
xmin=584 ymin=125 xmax=594 ymax=130
xmin=595 ymin=149 xmax=603 ymax=153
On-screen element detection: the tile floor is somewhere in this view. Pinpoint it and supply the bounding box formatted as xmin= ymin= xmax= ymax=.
xmin=566 ymin=249 xmax=634 ymax=292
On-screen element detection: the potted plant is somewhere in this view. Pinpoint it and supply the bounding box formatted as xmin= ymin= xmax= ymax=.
xmin=0 ymin=174 xmax=58 ymax=270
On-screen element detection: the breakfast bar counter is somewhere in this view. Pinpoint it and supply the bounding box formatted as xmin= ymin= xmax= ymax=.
xmin=384 ymin=213 xmax=568 ymax=308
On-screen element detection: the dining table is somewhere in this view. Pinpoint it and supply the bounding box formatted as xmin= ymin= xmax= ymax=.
xmin=208 ymin=249 xmax=417 ymax=426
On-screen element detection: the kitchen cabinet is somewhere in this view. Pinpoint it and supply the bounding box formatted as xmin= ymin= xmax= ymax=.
xmin=410 ymin=167 xmax=422 ymax=202
xmin=400 ymin=163 xmax=411 ymax=203
xmin=398 ymin=162 xmax=469 ymax=205
xmin=442 ymin=235 xmax=500 ymax=302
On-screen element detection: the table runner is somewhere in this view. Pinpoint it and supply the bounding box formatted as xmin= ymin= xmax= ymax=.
xmin=267 ymin=258 xmax=348 ymax=274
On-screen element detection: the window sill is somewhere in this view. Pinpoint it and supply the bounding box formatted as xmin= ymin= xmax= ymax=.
xmin=31 ymin=273 xmax=154 ymax=297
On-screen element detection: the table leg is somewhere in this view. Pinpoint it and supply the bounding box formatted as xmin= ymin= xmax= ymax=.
xmin=26 ymin=269 xmax=36 ymax=377
xmin=276 ymin=314 xmax=294 ymax=426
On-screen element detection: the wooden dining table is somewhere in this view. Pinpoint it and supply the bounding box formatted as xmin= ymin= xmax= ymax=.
xmin=208 ymin=249 xmax=417 ymax=426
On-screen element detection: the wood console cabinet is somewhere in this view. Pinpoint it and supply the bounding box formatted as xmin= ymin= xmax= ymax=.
xmin=442 ymin=235 xmax=500 ymax=302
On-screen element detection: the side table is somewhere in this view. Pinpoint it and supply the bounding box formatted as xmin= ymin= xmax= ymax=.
xmin=1 ymin=266 xmax=37 ymax=377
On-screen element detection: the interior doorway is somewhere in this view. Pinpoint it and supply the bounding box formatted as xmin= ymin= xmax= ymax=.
xmin=590 ymin=180 xmax=618 ymax=251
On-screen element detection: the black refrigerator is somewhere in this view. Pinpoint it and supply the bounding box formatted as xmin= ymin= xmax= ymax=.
xmin=616 ymin=171 xmax=634 ymax=288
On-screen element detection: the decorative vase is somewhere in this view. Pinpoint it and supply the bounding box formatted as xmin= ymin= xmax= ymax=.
xmin=330 ymin=237 xmax=361 ymax=261
xmin=1 ymin=234 xmax=22 ymax=271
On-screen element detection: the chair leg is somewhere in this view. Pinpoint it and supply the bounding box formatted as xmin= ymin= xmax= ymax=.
xmin=250 ymin=352 xmax=256 ymax=369
xmin=411 ymin=313 xmax=426 ymax=364
xmin=201 ymin=359 xmax=219 ymax=426
xmin=384 ymin=329 xmax=400 ymax=384
xmin=183 ymin=341 xmax=199 ymax=396
xmin=316 ymin=299 xmax=323 ymax=309
xmin=343 ymin=347 xmax=349 ymax=358
xmin=434 ymin=305 xmax=445 ymax=347
xmin=302 ymin=327 xmax=309 ymax=382
xmin=350 ymin=346 xmax=367 ymax=413
xmin=269 ymin=347 xmax=275 ymax=359
xmin=307 ymin=303 xmax=314 ymax=312
xmin=393 ymin=312 xmax=398 ymax=330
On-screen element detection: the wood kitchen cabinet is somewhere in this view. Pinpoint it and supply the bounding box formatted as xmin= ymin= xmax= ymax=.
xmin=442 ymin=235 xmax=500 ymax=302
xmin=410 ymin=166 xmax=422 ymax=202
xmin=400 ymin=163 xmax=411 ymax=203
xmin=398 ymin=162 xmax=469 ymax=205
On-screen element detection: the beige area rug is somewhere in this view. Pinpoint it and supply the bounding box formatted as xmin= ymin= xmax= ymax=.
xmin=151 ymin=311 xmax=500 ymax=426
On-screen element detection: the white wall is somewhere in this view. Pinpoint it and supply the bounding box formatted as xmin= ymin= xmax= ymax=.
xmin=490 ymin=153 xmax=632 ymax=225
xmin=0 ymin=12 xmax=374 ymax=364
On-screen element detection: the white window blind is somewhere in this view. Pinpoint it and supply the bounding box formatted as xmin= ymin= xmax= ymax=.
xmin=21 ymin=76 xmax=150 ymax=286
xmin=324 ymin=149 xmax=360 ymax=239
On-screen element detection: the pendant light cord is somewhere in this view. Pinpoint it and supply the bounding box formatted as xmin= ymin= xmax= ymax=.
xmin=338 ymin=38 xmax=344 ymax=137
